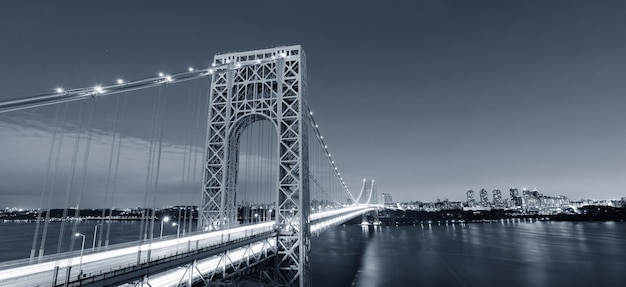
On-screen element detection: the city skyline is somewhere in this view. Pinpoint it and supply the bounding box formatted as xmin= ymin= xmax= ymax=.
xmin=3 ymin=184 xmax=622 ymax=211
xmin=1 ymin=1 xmax=626 ymax=208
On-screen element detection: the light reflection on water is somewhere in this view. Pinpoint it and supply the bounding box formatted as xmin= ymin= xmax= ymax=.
xmin=1 ymin=221 xmax=624 ymax=286
xmin=311 ymin=221 xmax=626 ymax=287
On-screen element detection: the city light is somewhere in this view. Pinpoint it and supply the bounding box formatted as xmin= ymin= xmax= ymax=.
xmin=116 ymin=78 xmax=125 ymax=84
xmin=55 ymin=87 xmax=64 ymax=93
xmin=188 ymin=67 xmax=194 ymax=72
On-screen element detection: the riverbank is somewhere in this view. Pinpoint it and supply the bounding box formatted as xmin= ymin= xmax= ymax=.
xmin=368 ymin=205 xmax=626 ymax=225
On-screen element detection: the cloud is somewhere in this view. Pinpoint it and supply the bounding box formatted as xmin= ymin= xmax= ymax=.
xmin=0 ymin=117 xmax=203 ymax=209
xmin=0 ymin=116 xmax=294 ymax=209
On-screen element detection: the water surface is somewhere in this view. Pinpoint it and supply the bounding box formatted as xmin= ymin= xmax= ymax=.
xmin=2 ymin=221 xmax=625 ymax=286
xmin=312 ymin=221 xmax=626 ymax=286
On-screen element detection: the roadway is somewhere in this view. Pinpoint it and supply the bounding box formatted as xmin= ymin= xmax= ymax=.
xmin=0 ymin=205 xmax=374 ymax=287
xmin=0 ymin=222 xmax=275 ymax=287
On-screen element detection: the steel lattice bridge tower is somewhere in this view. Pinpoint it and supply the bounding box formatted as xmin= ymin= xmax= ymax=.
xmin=0 ymin=45 xmax=381 ymax=287
xmin=202 ymin=46 xmax=311 ymax=285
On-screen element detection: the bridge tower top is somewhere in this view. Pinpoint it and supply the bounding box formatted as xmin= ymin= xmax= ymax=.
xmin=213 ymin=45 xmax=303 ymax=65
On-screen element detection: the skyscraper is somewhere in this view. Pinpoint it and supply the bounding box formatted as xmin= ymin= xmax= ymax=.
xmin=467 ymin=190 xmax=476 ymax=207
xmin=509 ymin=187 xmax=522 ymax=207
xmin=479 ymin=188 xmax=489 ymax=207
xmin=493 ymin=189 xmax=503 ymax=208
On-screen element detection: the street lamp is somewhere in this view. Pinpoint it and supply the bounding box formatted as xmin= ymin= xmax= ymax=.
xmin=92 ymin=224 xmax=101 ymax=251
xmin=254 ymin=213 xmax=259 ymax=223
xmin=160 ymin=216 xmax=170 ymax=239
xmin=75 ymin=233 xmax=85 ymax=277
xmin=172 ymin=222 xmax=180 ymax=238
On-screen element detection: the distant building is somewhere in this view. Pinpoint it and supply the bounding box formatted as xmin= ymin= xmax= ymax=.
xmin=466 ymin=190 xmax=476 ymax=207
xmin=509 ymin=187 xmax=522 ymax=207
xmin=381 ymin=193 xmax=393 ymax=204
xmin=479 ymin=188 xmax=489 ymax=207
xmin=522 ymin=188 xmax=537 ymax=212
xmin=518 ymin=188 xmax=570 ymax=214
xmin=492 ymin=189 xmax=503 ymax=208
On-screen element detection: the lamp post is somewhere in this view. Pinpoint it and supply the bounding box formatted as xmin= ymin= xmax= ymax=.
xmin=92 ymin=224 xmax=101 ymax=251
xmin=75 ymin=233 xmax=86 ymax=277
xmin=254 ymin=213 xmax=259 ymax=223
xmin=160 ymin=216 xmax=169 ymax=239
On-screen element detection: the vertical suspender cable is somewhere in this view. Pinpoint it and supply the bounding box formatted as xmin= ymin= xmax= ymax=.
xmin=184 ymin=81 xmax=199 ymax=232
xmin=39 ymin=103 xmax=69 ymax=260
xmin=100 ymin=95 xmax=122 ymax=247
xmin=189 ymin=78 xmax=206 ymax=232
xmin=178 ymin=84 xmax=193 ymax=235
xmin=69 ymin=98 xmax=97 ymax=254
xmin=265 ymin=121 xmax=270 ymax=221
xmin=55 ymin=100 xmax=86 ymax=258
xmin=105 ymin=94 xmax=127 ymax=247
xmin=184 ymin=79 xmax=202 ymax=234
xmin=259 ymin=121 xmax=263 ymax=219
xmin=254 ymin=121 xmax=259 ymax=222
xmin=241 ymin=122 xmax=247 ymax=223
xmin=150 ymin=85 xmax=168 ymax=242
xmin=30 ymin=104 xmax=62 ymax=262
xmin=139 ymin=87 xmax=161 ymax=243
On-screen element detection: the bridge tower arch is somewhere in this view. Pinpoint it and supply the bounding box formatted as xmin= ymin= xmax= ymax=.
xmin=201 ymin=46 xmax=310 ymax=286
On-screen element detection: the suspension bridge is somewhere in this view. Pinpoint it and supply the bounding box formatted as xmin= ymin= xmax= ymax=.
xmin=0 ymin=45 xmax=380 ymax=287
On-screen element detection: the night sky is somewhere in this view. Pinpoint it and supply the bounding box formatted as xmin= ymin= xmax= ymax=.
xmin=1 ymin=1 xmax=626 ymax=208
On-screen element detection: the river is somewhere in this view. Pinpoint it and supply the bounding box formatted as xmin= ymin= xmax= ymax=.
xmin=2 ymin=221 xmax=625 ymax=286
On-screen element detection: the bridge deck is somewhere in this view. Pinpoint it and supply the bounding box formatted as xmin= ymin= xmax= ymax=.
xmin=0 ymin=206 xmax=374 ymax=287
xmin=0 ymin=223 xmax=274 ymax=287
